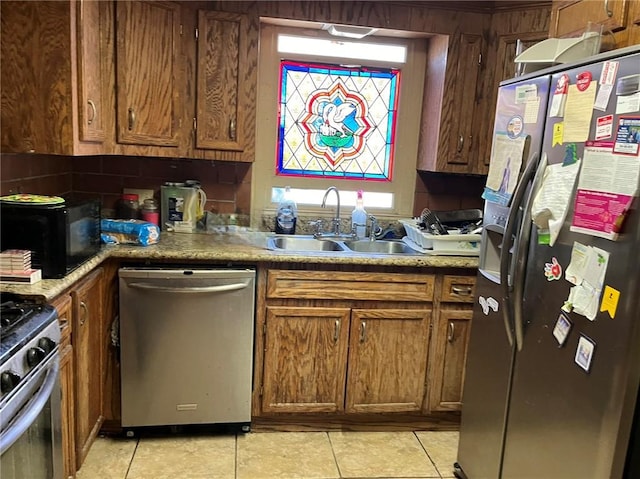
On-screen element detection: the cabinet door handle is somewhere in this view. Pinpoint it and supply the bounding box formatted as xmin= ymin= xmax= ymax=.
xmin=448 ymin=322 xmax=455 ymax=342
xmin=334 ymin=320 xmax=340 ymax=342
xmin=128 ymin=107 xmax=135 ymax=131
xmin=87 ymin=100 xmax=96 ymax=125
xmin=457 ymin=135 xmax=464 ymax=152
xmin=229 ymin=117 xmax=237 ymax=141
xmin=452 ymin=286 xmax=473 ymax=296
xmin=359 ymin=321 xmax=367 ymax=343
xmin=80 ymin=301 xmax=88 ymax=326
xmin=604 ymin=0 xmax=612 ymax=17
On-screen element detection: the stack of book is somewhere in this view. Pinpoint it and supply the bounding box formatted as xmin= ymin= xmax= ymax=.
xmin=0 ymin=250 xmax=42 ymax=284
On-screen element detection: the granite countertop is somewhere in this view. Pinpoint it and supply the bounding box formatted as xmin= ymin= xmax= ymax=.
xmin=0 ymin=231 xmax=479 ymax=301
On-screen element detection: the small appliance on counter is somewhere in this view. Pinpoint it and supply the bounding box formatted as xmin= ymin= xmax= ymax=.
xmin=0 ymin=194 xmax=101 ymax=279
xmin=161 ymin=181 xmax=207 ymax=233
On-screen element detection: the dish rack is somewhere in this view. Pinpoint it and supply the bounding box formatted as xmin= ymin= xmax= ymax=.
xmin=400 ymin=219 xmax=481 ymax=256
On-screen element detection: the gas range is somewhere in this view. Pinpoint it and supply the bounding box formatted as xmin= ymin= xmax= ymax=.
xmin=0 ymin=297 xmax=59 ymax=402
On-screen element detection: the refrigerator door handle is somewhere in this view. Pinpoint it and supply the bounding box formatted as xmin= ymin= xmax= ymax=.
xmin=500 ymin=153 xmax=539 ymax=349
xmin=512 ymin=155 xmax=547 ymax=351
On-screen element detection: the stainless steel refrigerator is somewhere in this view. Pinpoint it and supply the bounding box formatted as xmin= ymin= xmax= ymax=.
xmin=455 ymin=45 xmax=640 ymax=479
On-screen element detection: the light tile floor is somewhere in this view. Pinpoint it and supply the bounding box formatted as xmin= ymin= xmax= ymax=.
xmin=77 ymin=430 xmax=459 ymax=479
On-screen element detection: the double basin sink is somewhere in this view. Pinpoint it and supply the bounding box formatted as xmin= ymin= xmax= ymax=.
xmin=266 ymin=235 xmax=420 ymax=255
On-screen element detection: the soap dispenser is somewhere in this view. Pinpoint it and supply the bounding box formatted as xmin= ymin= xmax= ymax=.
xmin=351 ymin=190 xmax=367 ymax=239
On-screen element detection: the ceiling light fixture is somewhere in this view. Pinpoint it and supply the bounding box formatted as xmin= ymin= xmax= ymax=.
xmin=323 ymin=24 xmax=378 ymax=40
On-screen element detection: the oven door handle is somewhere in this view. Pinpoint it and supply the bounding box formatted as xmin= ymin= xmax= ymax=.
xmin=0 ymin=358 xmax=59 ymax=455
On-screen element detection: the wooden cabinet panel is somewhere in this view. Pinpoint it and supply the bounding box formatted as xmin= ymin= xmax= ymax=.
xmin=418 ymin=32 xmax=487 ymax=174
xmin=441 ymin=275 xmax=476 ymax=303
xmin=116 ymin=1 xmax=180 ymax=147
xmin=346 ymin=308 xmax=432 ymax=413
xmin=52 ymin=293 xmax=75 ymax=479
xmin=262 ymin=306 xmax=350 ymax=413
xmin=550 ymin=0 xmax=628 ymax=38
xmin=446 ymin=33 xmax=483 ymax=169
xmin=196 ymin=11 xmax=248 ymax=152
xmin=60 ymin=345 xmax=76 ymax=479
xmin=427 ymin=308 xmax=473 ymax=412
xmin=77 ymin=0 xmax=106 ymax=142
xmin=71 ymin=267 xmax=104 ymax=470
xmin=266 ymin=270 xmax=435 ymax=302
xmin=1 ymin=1 xmax=109 ymax=155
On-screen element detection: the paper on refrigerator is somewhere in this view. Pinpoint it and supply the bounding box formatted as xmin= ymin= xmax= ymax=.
xmin=530 ymin=156 xmax=581 ymax=246
xmin=570 ymin=142 xmax=640 ymax=240
xmin=564 ymin=241 xmax=610 ymax=320
xmin=483 ymin=133 xmax=527 ymax=205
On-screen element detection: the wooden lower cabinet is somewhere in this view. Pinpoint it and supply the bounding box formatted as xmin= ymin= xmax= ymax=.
xmin=262 ymin=306 xmax=350 ymax=413
xmin=346 ymin=308 xmax=432 ymax=413
xmin=71 ymin=267 xmax=104 ymax=469
xmin=258 ymin=269 xmax=436 ymax=417
xmin=427 ymin=308 xmax=473 ymax=412
xmin=51 ymin=293 xmax=75 ymax=479
xmin=60 ymin=344 xmax=76 ymax=479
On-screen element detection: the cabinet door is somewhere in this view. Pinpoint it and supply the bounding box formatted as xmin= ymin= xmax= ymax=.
xmin=427 ymin=308 xmax=473 ymax=412
xmin=196 ymin=11 xmax=248 ymax=152
xmin=346 ymin=309 xmax=431 ymax=413
xmin=550 ymin=0 xmax=628 ymax=37
xmin=445 ymin=33 xmax=483 ymax=171
xmin=262 ymin=306 xmax=350 ymax=413
xmin=116 ymin=1 xmax=180 ymax=147
xmin=71 ymin=268 xmax=104 ymax=470
xmin=77 ymin=0 xmax=105 ymax=142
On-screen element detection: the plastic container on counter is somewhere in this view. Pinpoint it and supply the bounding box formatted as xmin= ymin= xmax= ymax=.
xmin=140 ymin=198 xmax=159 ymax=226
xmin=116 ymin=193 xmax=140 ymax=219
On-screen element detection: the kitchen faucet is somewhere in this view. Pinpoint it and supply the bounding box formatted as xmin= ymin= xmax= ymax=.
xmin=321 ymin=186 xmax=342 ymax=236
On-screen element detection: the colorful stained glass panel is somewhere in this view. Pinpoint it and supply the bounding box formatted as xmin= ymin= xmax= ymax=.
xmin=277 ymin=61 xmax=399 ymax=181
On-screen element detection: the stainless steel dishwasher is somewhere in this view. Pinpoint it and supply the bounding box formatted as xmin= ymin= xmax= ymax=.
xmin=118 ymin=267 xmax=255 ymax=431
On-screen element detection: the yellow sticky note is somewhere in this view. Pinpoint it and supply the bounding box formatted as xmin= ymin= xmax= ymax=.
xmin=553 ymin=122 xmax=564 ymax=146
xmin=600 ymin=285 xmax=620 ymax=319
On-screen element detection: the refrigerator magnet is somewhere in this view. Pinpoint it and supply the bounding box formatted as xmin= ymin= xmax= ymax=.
xmin=544 ymin=257 xmax=563 ymax=281
xmin=575 ymin=334 xmax=596 ymax=373
xmin=552 ymin=313 xmax=572 ymax=347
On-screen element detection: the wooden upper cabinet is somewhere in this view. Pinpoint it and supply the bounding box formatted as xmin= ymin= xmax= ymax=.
xmin=196 ymin=11 xmax=248 ymax=152
xmin=116 ymin=1 xmax=180 ymax=147
xmin=77 ymin=0 xmax=106 ymax=142
xmin=1 ymin=0 xmax=110 ymax=155
xmin=346 ymin=308 xmax=432 ymax=413
xmin=627 ymin=0 xmax=640 ymax=45
xmin=549 ymin=0 xmax=628 ymax=38
xmin=418 ymin=32 xmax=486 ymax=174
xmin=446 ymin=33 xmax=483 ymax=171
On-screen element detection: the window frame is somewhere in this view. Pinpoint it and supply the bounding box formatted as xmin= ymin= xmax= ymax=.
xmin=251 ymin=23 xmax=427 ymax=224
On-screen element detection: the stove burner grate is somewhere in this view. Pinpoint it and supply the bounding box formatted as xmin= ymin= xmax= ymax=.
xmin=1 ymin=301 xmax=38 ymax=338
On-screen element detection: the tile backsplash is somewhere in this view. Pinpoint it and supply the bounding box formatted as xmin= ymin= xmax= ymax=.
xmin=1 ymin=154 xmax=252 ymax=216
xmin=1 ymin=154 xmax=486 ymax=225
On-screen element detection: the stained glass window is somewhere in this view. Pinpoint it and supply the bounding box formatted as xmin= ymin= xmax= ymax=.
xmin=277 ymin=61 xmax=400 ymax=181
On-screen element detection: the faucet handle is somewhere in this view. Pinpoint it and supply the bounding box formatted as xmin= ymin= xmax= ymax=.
xmin=368 ymin=215 xmax=381 ymax=240
xmin=309 ymin=219 xmax=325 ymax=235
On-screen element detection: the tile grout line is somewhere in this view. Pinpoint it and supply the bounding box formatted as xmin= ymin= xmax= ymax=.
xmin=413 ymin=431 xmax=444 ymax=479
xmin=123 ymin=436 xmax=141 ymax=479
xmin=326 ymin=431 xmax=344 ymax=479
xmin=234 ymin=433 xmax=239 ymax=479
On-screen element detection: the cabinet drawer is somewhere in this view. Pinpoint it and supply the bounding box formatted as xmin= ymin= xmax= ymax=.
xmin=441 ymin=275 xmax=476 ymax=303
xmin=267 ymin=270 xmax=434 ymax=302
xmin=51 ymin=293 xmax=72 ymax=349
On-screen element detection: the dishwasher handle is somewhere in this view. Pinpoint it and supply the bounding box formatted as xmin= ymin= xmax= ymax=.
xmin=126 ymin=279 xmax=252 ymax=294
